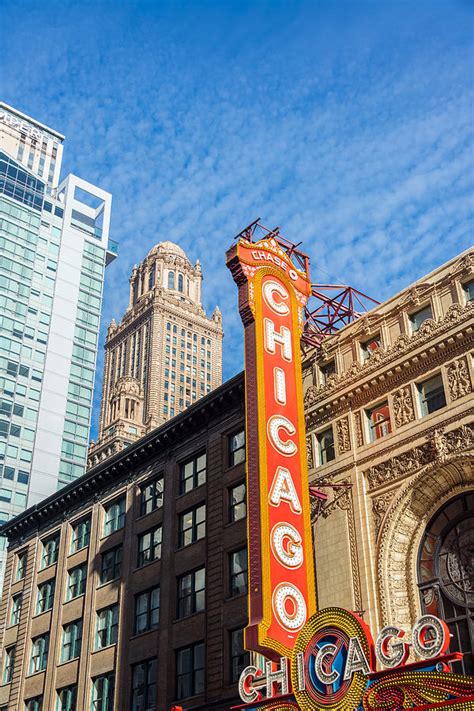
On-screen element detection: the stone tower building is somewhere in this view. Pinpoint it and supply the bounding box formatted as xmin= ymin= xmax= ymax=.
xmin=88 ymin=241 xmax=223 ymax=465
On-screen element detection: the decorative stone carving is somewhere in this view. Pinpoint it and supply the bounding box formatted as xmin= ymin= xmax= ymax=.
xmin=365 ymin=422 xmax=473 ymax=490
xmin=417 ymin=318 xmax=437 ymax=337
xmin=318 ymin=482 xmax=351 ymax=519
xmin=447 ymin=357 xmax=472 ymax=401
xmin=377 ymin=456 xmax=474 ymax=628
xmin=306 ymin=435 xmax=314 ymax=469
xmin=304 ymin=301 xmax=473 ymax=408
xmin=336 ymin=417 xmax=351 ymax=454
xmin=304 ymin=385 xmax=319 ymax=406
xmin=352 ymin=313 xmax=382 ymax=336
xmin=449 ymin=251 xmax=474 ymax=277
xmin=401 ymin=282 xmax=432 ymax=307
xmin=392 ymin=386 xmax=415 ymax=428
xmin=372 ymin=491 xmax=396 ymax=538
xmin=354 ymin=411 xmax=364 ymax=447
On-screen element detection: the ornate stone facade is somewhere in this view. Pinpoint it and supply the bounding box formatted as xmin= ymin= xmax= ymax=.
xmin=88 ymin=241 xmax=223 ymax=467
xmin=303 ymin=248 xmax=474 ymax=662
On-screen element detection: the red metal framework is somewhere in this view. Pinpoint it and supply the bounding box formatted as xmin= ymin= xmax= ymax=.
xmin=232 ymin=219 xmax=380 ymax=350
xmin=302 ymin=284 xmax=380 ymax=349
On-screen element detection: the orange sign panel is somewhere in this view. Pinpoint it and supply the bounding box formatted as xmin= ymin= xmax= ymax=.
xmin=227 ymin=236 xmax=316 ymax=660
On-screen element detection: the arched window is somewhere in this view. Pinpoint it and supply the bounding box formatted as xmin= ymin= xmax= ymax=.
xmin=167 ymin=271 xmax=175 ymax=289
xmin=148 ymin=264 xmax=155 ymax=290
xmin=177 ymin=273 xmax=184 ymax=292
xmin=417 ymin=492 xmax=474 ymax=675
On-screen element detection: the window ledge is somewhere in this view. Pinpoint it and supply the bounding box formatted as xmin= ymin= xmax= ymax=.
xmin=65 ymin=593 xmax=85 ymax=604
xmin=33 ymin=609 xmax=53 ymax=618
xmin=224 ymin=517 xmax=247 ymax=529
xmin=91 ymin=643 xmax=117 ymax=655
xmin=225 ymin=592 xmax=248 ymax=602
xmin=133 ymin=558 xmax=161 ymax=573
xmin=176 ymin=538 xmax=206 ymax=552
xmin=57 ymin=657 xmax=80 ymax=668
xmin=67 ymin=544 xmax=89 ymax=557
xmin=135 ymin=506 xmax=163 ymax=522
xmin=173 ymin=610 xmax=205 ymax=624
xmin=97 ymin=577 xmax=121 ymax=589
xmin=176 ymin=482 xmax=207 ymax=500
xmin=129 ymin=628 xmax=159 ymax=640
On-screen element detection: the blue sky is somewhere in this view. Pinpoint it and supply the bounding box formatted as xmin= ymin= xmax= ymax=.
xmin=2 ymin=0 xmax=473 ymax=437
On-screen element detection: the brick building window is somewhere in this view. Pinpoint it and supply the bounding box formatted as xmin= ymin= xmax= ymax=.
xmin=41 ymin=534 xmax=59 ymax=568
xmin=317 ymin=428 xmax=335 ymax=465
xmin=229 ymin=431 xmax=245 ymax=466
xmin=61 ymin=620 xmax=82 ymax=662
xmin=134 ymin=587 xmax=160 ymax=634
xmin=70 ymin=517 xmax=90 ymax=553
xmin=104 ymin=497 xmax=126 ymax=535
xmin=16 ymin=550 xmax=27 ymax=580
xmin=3 ymin=646 xmax=14 ymax=683
xmin=366 ymin=402 xmax=392 ymax=441
xmin=463 ymin=279 xmax=474 ymax=302
xmin=230 ymin=548 xmax=248 ymax=596
xmin=360 ymin=335 xmax=381 ymax=362
xmin=417 ymin=374 xmax=446 ymax=416
xmin=10 ymin=593 xmax=22 ymax=626
xmin=96 ymin=605 xmax=119 ymax=649
xmin=176 ymin=642 xmax=205 ymax=699
xmin=409 ymin=305 xmax=433 ymax=333
xmin=178 ymin=504 xmax=206 ymax=548
xmin=30 ymin=634 xmax=49 ymax=673
xmin=179 ymin=453 xmax=206 ymax=494
xmin=177 ymin=568 xmax=205 ymax=618
xmin=229 ymin=482 xmax=246 ymax=522
xmin=230 ymin=628 xmax=249 ymax=683
xmin=319 ymin=359 xmax=336 ymax=385
xmin=57 ymin=685 xmax=77 ymax=711
xmin=139 ymin=477 xmax=163 ymax=516
xmin=100 ymin=545 xmax=122 ymax=584
xmin=137 ymin=525 xmax=162 ymax=567
xmin=36 ymin=580 xmax=55 ymax=614
xmin=91 ymin=673 xmax=115 ymax=710
xmin=131 ymin=658 xmax=158 ymax=710
xmin=66 ymin=564 xmax=87 ymax=600
xmin=25 ymin=698 xmax=43 ymax=711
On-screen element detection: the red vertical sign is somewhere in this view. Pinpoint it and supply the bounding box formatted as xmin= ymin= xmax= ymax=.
xmin=227 ymin=235 xmax=316 ymax=660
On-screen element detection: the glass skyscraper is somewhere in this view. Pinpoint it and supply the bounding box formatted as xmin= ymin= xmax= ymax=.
xmin=0 ymin=103 xmax=117 ymax=583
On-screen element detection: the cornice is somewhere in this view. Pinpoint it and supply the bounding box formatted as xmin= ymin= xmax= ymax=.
xmin=305 ymin=302 xmax=473 ymax=423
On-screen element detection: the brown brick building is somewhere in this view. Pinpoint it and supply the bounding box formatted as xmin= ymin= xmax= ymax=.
xmin=0 ymin=373 xmax=248 ymax=711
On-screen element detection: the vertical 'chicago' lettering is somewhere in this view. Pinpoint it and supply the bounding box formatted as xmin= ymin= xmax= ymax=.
xmin=226 ymin=230 xmax=316 ymax=660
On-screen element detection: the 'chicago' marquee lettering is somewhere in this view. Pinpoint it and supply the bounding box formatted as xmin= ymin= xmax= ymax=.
xmin=227 ymin=235 xmax=316 ymax=660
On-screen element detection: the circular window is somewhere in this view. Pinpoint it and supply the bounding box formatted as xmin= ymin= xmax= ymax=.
xmin=437 ymin=514 xmax=474 ymax=606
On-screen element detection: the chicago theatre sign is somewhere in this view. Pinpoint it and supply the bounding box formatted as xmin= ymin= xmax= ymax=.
xmin=226 ymin=224 xmax=474 ymax=710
